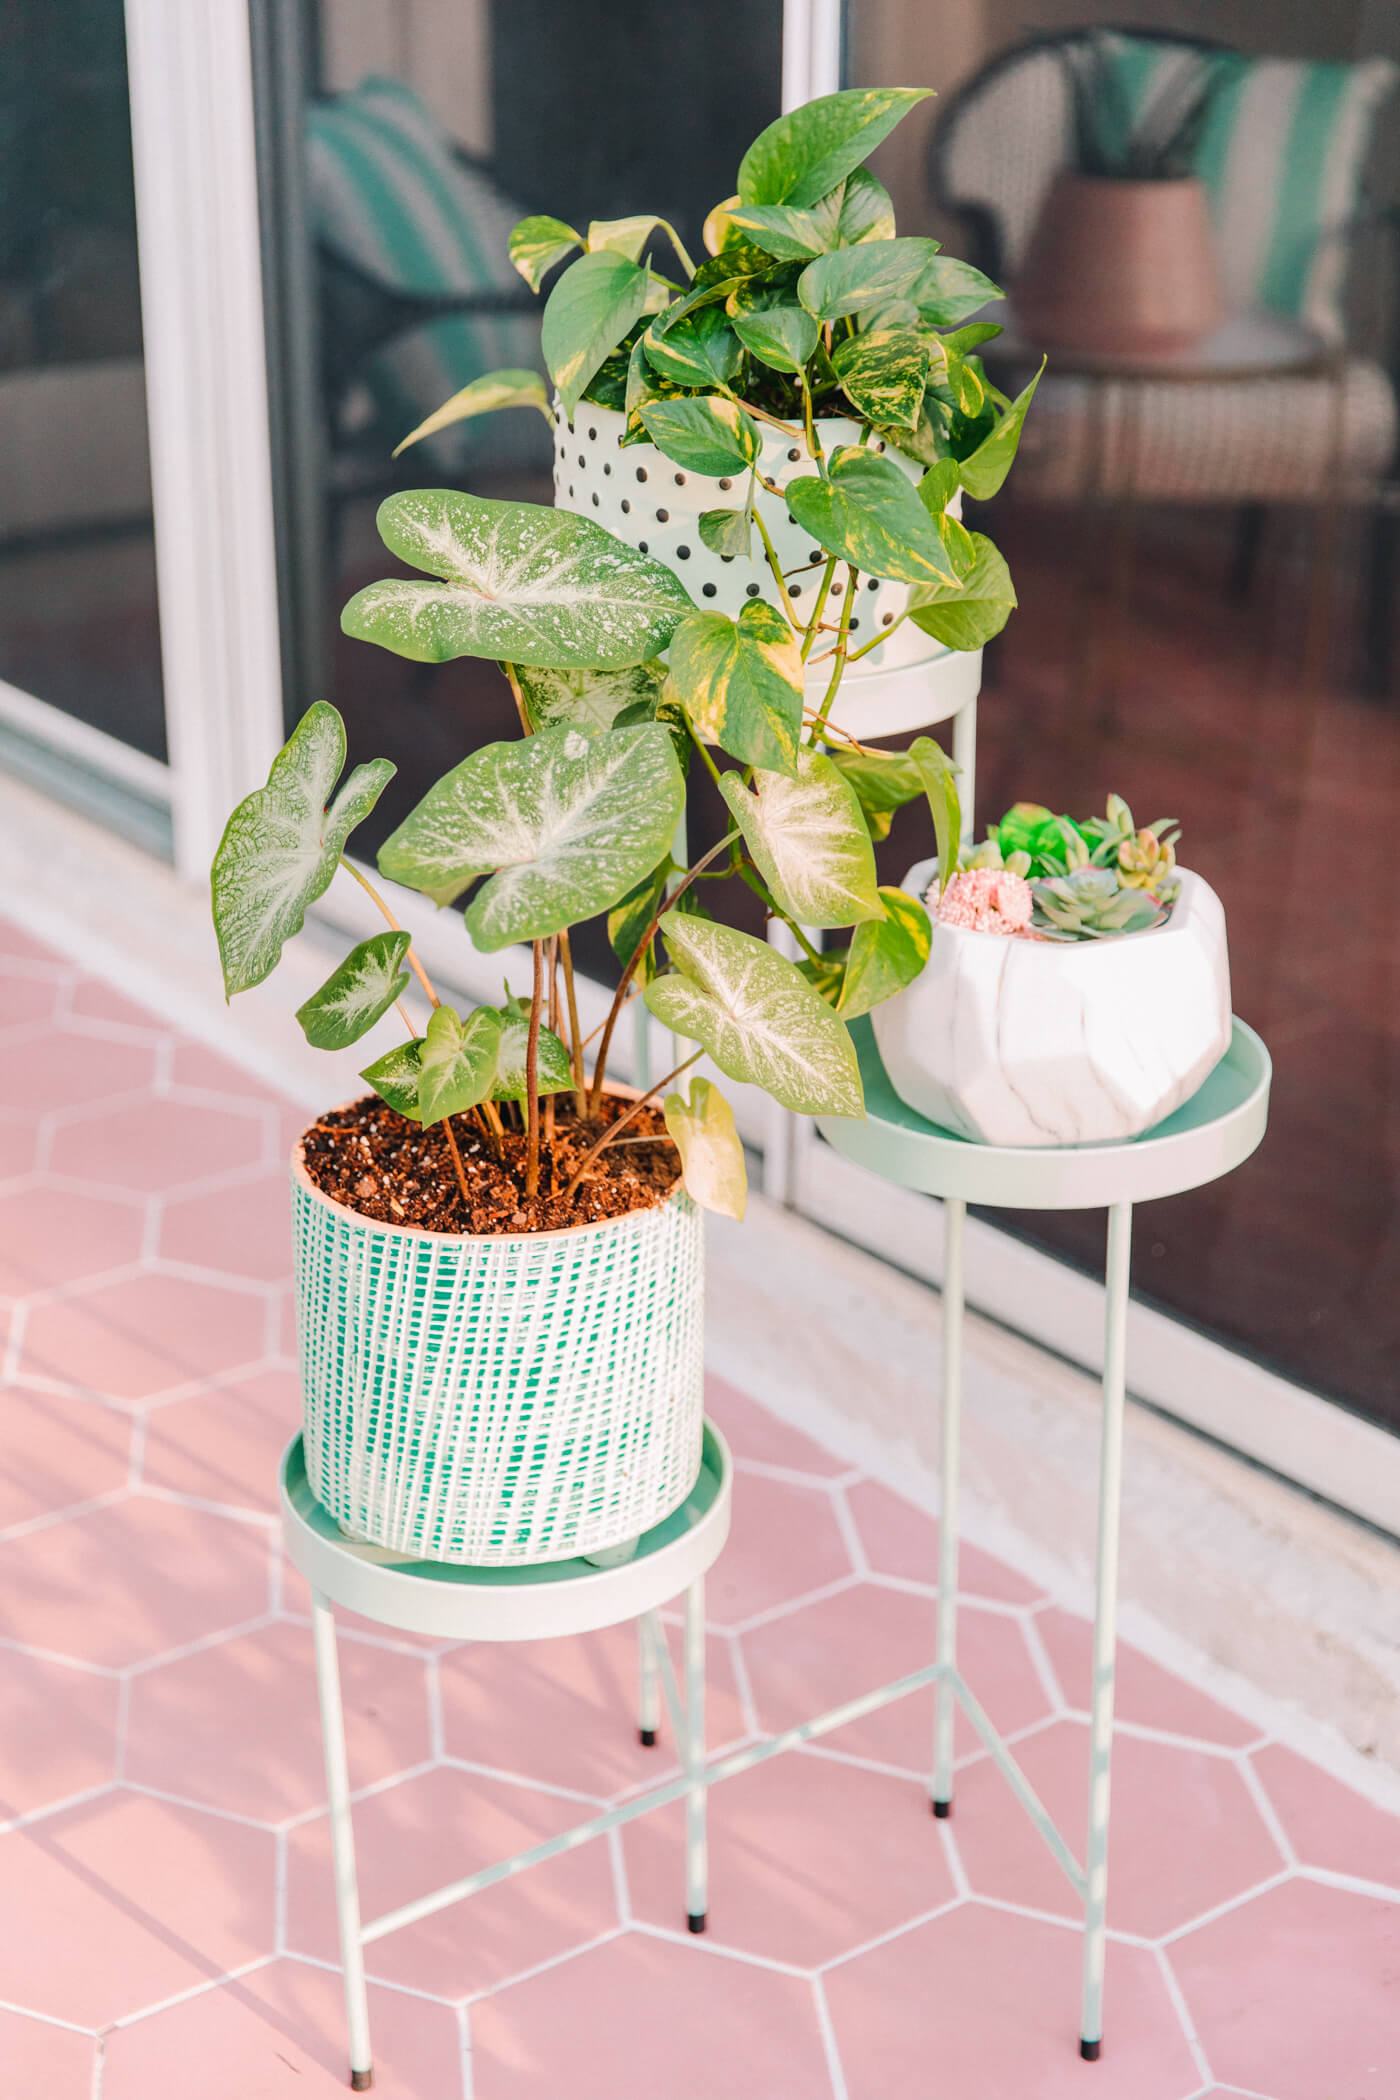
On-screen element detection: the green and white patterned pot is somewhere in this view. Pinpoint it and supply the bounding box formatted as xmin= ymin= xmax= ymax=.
xmin=290 ymin=1138 xmax=705 ymax=1567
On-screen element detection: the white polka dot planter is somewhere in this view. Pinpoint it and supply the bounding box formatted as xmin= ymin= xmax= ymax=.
xmin=872 ymin=858 xmax=1233 ymax=1147
xmin=553 ymin=401 xmax=981 ymax=738
xmin=291 ymin=1145 xmax=705 ymax=1567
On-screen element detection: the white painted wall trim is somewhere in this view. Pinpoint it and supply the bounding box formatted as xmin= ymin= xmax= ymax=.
xmin=124 ymin=0 xmax=285 ymax=883
xmin=0 ymin=679 xmax=171 ymax=803
xmin=782 ymin=0 xmax=843 ymax=108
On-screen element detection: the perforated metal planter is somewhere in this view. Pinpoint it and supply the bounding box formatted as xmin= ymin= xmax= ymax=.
xmin=291 ymin=1148 xmax=706 ymax=1567
xmin=553 ymin=400 xmax=982 ymax=738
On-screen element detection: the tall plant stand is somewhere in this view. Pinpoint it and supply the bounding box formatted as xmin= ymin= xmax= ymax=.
xmin=816 ymin=1014 xmax=1270 ymax=2059
xmin=281 ymin=1424 xmax=733 ymax=2090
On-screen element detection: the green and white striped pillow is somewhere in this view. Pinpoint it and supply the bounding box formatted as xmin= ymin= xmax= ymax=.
xmin=307 ymin=76 xmax=544 ymax=467
xmin=1100 ymin=36 xmax=1397 ymax=339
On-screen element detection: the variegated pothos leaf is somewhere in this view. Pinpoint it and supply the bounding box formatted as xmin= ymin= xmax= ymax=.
xmin=644 ymin=913 xmax=864 ymax=1118
xmin=342 ymin=492 xmax=693 ymax=671
xmin=295 ymin=932 xmax=412 ymax=1050
xmin=720 ymin=747 xmax=882 ymax=930
xmin=210 ymin=702 xmax=394 ymax=998
xmin=668 ymin=602 xmax=803 ymax=775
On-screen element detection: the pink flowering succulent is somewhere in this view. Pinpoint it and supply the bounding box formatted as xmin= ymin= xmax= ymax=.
xmin=925 ymin=868 xmax=1043 ymax=938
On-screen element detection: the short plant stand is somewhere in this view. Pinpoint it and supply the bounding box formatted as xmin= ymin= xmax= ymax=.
xmin=815 ymin=1013 xmax=1271 ymax=2059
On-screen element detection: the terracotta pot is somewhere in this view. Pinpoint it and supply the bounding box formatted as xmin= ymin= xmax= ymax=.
xmin=1013 ymin=172 xmax=1222 ymax=359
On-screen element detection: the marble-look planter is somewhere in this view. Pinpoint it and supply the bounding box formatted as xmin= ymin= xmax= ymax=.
xmin=552 ymin=400 xmax=981 ymax=738
xmin=872 ymin=858 xmax=1232 ymax=1147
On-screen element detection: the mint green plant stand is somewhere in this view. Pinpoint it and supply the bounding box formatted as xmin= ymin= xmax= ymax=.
xmin=815 ymin=1015 xmax=1270 ymax=2061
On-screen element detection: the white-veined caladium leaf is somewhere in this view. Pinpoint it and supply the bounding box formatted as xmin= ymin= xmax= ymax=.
xmin=342 ymin=492 xmax=694 ymax=671
xmin=541 ymin=249 xmax=651 ymax=416
xmin=211 ymin=702 xmax=394 ymax=999
xmin=907 ymin=534 xmax=1017 ymax=652
xmin=295 ymin=931 xmax=412 ymax=1050
xmin=377 ymin=723 xmax=686 ymax=949
xmin=514 ymin=660 xmax=666 ymax=736
xmin=417 ymin=1004 xmax=501 ymax=1126
xmin=837 ymin=886 xmax=931 ymax=1018
xmin=392 ymin=371 xmax=551 ymax=457
xmin=360 ymin=1038 xmax=425 ymax=1121
xmin=645 ymin=913 xmax=863 ymax=1119
xmin=668 ymin=601 xmax=803 ymax=776
xmin=785 ymin=446 xmax=963 ymax=587
xmin=509 ymin=215 xmax=583 ymax=292
xmin=737 ymin=88 xmax=932 ymax=210
xmin=720 ymin=747 xmax=881 ymax=930
xmin=491 ymin=997 xmax=575 ymax=1103
xmin=663 ymin=1077 xmax=747 ymax=1220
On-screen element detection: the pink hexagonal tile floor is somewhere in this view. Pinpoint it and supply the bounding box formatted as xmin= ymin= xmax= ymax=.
xmin=2 ymin=920 xmax=1398 ymax=2099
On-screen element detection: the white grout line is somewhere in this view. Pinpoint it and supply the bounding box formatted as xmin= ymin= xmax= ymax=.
xmin=274 ymin=1826 xmax=288 ymax=1956
xmin=1158 ymin=1869 xmax=1297 ymax=1946
xmin=1235 ymin=1747 xmax=1298 ymax=1868
xmin=630 ymin=1918 xmax=812 ymax=1979
xmin=107 ymin=1954 xmax=274 ymax=2030
xmin=811 ymin=1972 xmax=852 ymax=2100
xmin=287 ymin=1948 xmax=458 ymax=2008
xmin=117 ymin=1780 xmax=284 ymax=1833
xmin=458 ymin=2000 xmax=475 ymax=2100
xmin=826 ymin=1479 xmax=869 ymax=1577
xmin=0 ymin=1781 xmax=117 ymax=1837
xmin=970 ymin=1890 xmax=1156 ymax=1949
xmin=727 ymin=1571 xmax=865 ymax=1636
xmin=133 ymin=1483 xmax=278 ymax=1530
xmin=732 ymin=1454 xmax=861 ymax=1493
xmin=1019 ymin=1608 xmax=1069 ymax=1713
xmin=0 ymin=1488 xmax=132 ymax=1545
xmin=282 ymin=1757 xmax=443 ymax=1829
xmin=817 ymin=1894 xmax=968 ymax=1975
xmin=433 ymin=1756 xmax=608 ymax=1812
xmin=124 ymin=1612 xmax=281 ymax=1676
xmin=1153 ymin=1941 xmax=1214 ymax=2088
xmin=0 ymin=1636 xmax=120 ymax=1677
xmin=456 ymin=1926 xmax=631 ymax=2007
xmin=1297 ymin=1862 xmax=1400 ymax=1904
xmin=426 ymin=1652 xmax=445 ymax=1763
xmin=606 ymin=1824 xmax=631 ymax=1926
xmin=725 ymin=1629 xmax=763 ymax=1741
xmin=0 ymin=1997 xmax=98 ymax=2035
xmin=88 ymin=2029 xmax=104 ymax=2100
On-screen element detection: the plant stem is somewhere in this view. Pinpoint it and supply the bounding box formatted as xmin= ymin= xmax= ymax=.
xmin=440 ymin=1110 xmax=474 ymax=1214
xmin=800 ymin=372 xmax=824 ymax=470
xmin=751 ymin=506 xmax=798 ymax=626
xmin=801 ymin=558 xmax=838 ymax=661
xmin=722 ymin=388 xmax=802 ymax=442
xmin=658 ymin=219 xmax=698 ymax=279
xmin=504 ymin=662 xmax=531 ymax=734
xmin=562 ymin=1050 xmax=702 ymax=1208
xmin=339 ymin=857 xmax=440 ymax=1009
xmin=589 ymin=830 xmax=738 ymax=1112
xmin=689 ymin=727 xmax=724 ymax=788
xmin=557 ymin=929 xmax=587 ymax=1119
xmin=806 ymin=566 xmax=858 ymax=744
xmin=846 ymin=605 xmax=912 ymax=664
xmin=734 ymin=863 xmax=824 ymax=963
xmin=524 ymin=939 xmax=543 ymax=1199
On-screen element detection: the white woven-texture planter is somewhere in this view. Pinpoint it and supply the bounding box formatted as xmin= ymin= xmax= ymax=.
xmin=291 ymin=1154 xmax=705 ymax=1567
xmin=872 ymin=859 xmax=1232 ymax=1147
xmin=552 ymin=400 xmax=980 ymax=733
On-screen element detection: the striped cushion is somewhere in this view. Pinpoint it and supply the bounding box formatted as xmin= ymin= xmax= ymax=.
xmin=306 ymin=76 xmax=543 ymax=466
xmin=1084 ymin=37 xmax=1398 ymax=339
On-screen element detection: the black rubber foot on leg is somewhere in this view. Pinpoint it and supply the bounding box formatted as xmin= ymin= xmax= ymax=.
xmin=639 ymin=1727 xmax=657 ymax=1747
xmin=1079 ymin=2039 xmax=1101 ymax=2063
xmin=932 ymin=1798 xmax=952 ymax=1819
xmin=687 ymin=1911 xmax=707 ymax=1934
xmin=350 ymin=2070 xmax=374 ymax=2091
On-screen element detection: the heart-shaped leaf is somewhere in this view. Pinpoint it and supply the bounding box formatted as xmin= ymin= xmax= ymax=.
xmin=645 ymin=913 xmax=863 ymax=1118
xmin=542 ymin=250 xmax=651 ymax=417
xmin=377 ymin=723 xmax=686 ymax=948
xmin=392 ymin=371 xmax=550 ymax=458
xmin=720 ymin=747 xmax=881 ymax=929
xmin=587 ymin=215 xmax=664 ymax=261
xmin=912 ymin=255 xmax=1004 ymax=329
xmin=828 ymin=745 xmax=925 ymax=841
xmin=491 ymin=1000 xmax=575 ymax=1102
xmin=295 ymin=932 xmax=412 ymax=1050
xmin=910 ymin=734 xmax=962 ymax=892
xmin=360 ymin=1038 xmax=425 ymax=1120
xmin=730 ymin=298 xmax=819 ymax=373
xmin=418 ymin=1004 xmax=501 ymax=1126
xmin=668 ymin=602 xmax=803 ymax=775
xmin=837 ymin=886 xmax=931 ymax=1017
xmin=785 ymin=447 xmax=963 ymax=586
xmin=955 ymin=363 xmax=1044 ymax=500
xmin=698 ymin=507 xmax=755 ymax=560
xmin=642 ymin=303 xmax=743 ymax=390
xmin=728 ymin=167 xmax=896 ymax=261
xmin=664 ymin=1078 xmax=747 ymax=1220
xmin=908 ymin=534 xmax=1017 ymax=651
xmin=738 ymin=88 xmax=932 ymax=210
xmin=515 ymin=660 xmax=666 ymax=736
xmin=510 ymin=215 xmax=582 ymax=292
xmin=211 ymin=703 xmax=394 ymax=999
xmin=831 ymin=329 xmax=929 ymax=428
xmin=342 ymin=492 xmax=693 ymax=671
xmin=799 ymin=237 xmax=944 ymax=323
xmin=639 ymin=395 xmax=760 ymax=476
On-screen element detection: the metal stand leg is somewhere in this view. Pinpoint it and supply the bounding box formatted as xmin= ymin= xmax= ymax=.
xmin=951 ymin=697 xmax=978 ymax=844
xmin=311 ymin=1589 xmax=373 ymax=2090
xmin=638 ymin=1610 xmax=660 ymax=1747
xmin=1079 ymin=1201 xmax=1132 ymax=2061
xmin=684 ymin=1576 xmax=708 ymax=1931
xmin=931 ymin=1195 xmax=965 ymax=1817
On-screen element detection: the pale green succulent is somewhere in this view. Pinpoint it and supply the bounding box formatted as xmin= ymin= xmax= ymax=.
xmin=1032 ymin=866 xmax=1167 ymax=940
xmin=1080 ymin=794 xmax=1180 ymax=887
xmin=959 ymin=836 xmax=1032 ymax=877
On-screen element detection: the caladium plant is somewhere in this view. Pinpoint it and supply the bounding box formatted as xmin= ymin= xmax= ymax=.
xmin=210 ymin=89 xmax=1042 ymax=1231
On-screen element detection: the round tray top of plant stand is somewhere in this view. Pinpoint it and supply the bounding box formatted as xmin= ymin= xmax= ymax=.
xmin=819 ymin=630 xmax=982 ymax=742
xmin=280 ymin=1422 xmax=732 ymax=1643
xmin=816 ymin=1016 xmax=1270 ymax=1212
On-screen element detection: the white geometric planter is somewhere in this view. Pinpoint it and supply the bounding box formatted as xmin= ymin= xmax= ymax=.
xmin=872 ymin=860 xmax=1233 ymax=1147
xmin=291 ymin=1148 xmax=705 ymax=1566
xmin=553 ymin=400 xmax=981 ymax=738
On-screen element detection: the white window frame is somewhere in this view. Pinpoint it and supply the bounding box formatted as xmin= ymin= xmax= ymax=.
xmin=36 ymin=0 xmax=1387 ymax=1530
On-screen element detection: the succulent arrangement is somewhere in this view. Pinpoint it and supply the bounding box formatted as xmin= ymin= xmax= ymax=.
xmin=933 ymin=794 xmax=1180 ymax=941
xmin=206 ymin=89 xmax=1053 ymax=1234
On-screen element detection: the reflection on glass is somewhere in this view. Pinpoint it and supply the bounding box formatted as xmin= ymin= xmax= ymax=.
xmin=0 ymin=0 xmax=164 ymax=759
xmin=847 ymin=3 xmax=1400 ymax=1425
